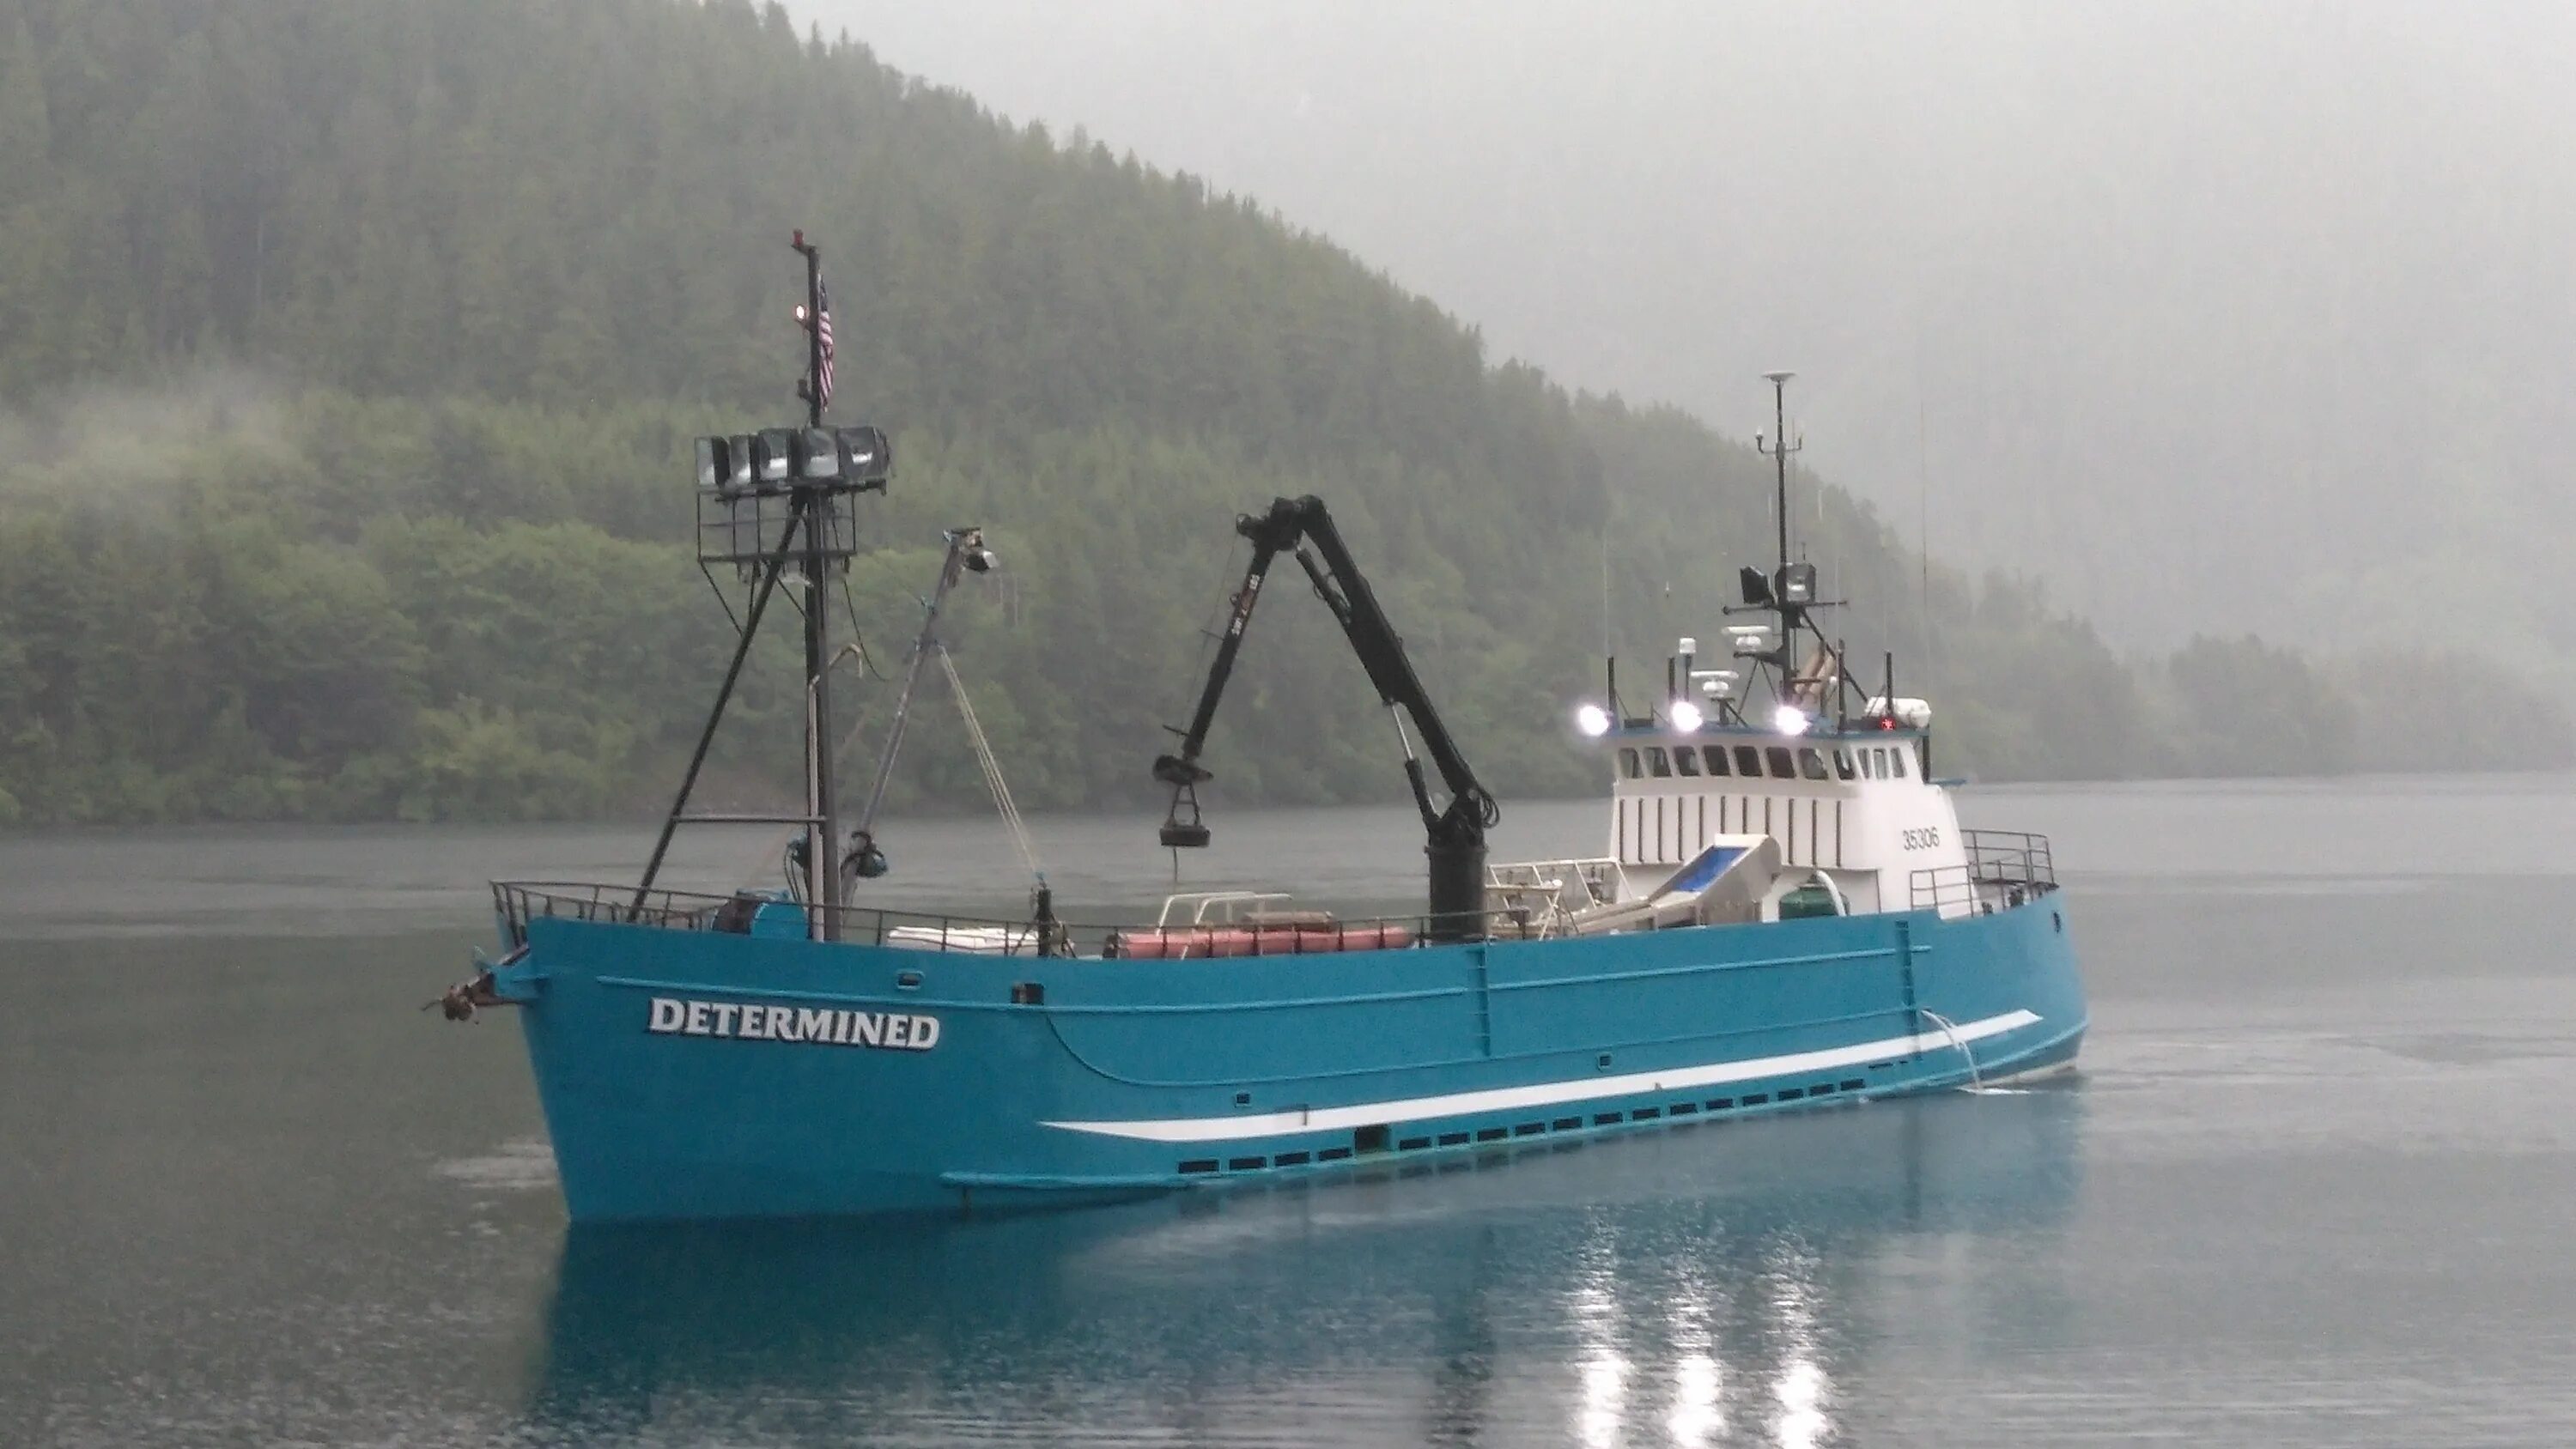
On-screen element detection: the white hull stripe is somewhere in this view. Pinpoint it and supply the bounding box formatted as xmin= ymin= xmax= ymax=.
xmin=1042 ymin=1009 xmax=2043 ymax=1143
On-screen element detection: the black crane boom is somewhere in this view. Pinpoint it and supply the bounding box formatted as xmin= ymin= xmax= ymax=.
xmin=1153 ymin=496 xmax=1499 ymax=938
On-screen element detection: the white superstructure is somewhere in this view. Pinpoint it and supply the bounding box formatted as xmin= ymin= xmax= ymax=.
xmin=1601 ymin=727 xmax=1964 ymax=915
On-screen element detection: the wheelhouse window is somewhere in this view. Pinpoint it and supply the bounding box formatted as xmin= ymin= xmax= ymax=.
xmin=1889 ymin=746 xmax=1908 ymax=779
xmin=1647 ymin=746 xmax=1673 ymax=778
xmin=1735 ymin=744 xmax=1762 ymax=776
xmin=1798 ymin=748 xmax=1828 ymax=780
xmin=1619 ymin=748 xmax=1641 ymax=779
xmin=1832 ymin=749 xmax=1856 ymax=780
xmin=1704 ymin=745 xmax=1732 ymax=777
xmin=1765 ymin=746 xmax=1795 ymax=779
xmin=1674 ymin=745 xmax=1702 ymax=777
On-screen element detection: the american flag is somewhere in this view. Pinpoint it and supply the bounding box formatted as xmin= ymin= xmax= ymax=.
xmin=815 ymin=278 xmax=836 ymax=413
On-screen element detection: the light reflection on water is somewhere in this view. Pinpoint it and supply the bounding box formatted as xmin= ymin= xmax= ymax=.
xmin=1569 ymin=1252 xmax=1625 ymax=1448
xmin=1765 ymin=1255 xmax=1832 ymax=1449
xmin=1664 ymin=1270 xmax=1722 ymax=1448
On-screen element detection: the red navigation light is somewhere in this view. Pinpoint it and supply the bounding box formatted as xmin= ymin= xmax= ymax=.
xmin=1877 ymin=716 xmax=1898 ymax=731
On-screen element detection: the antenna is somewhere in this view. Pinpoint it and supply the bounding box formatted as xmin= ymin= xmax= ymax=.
xmin=1756 ymin=369 xmax=1803 ymax=684
xmin=1758 ymin=370 xmax=1799 ymax=578
xmin=1600 ymin=530 xmax=1612 ymax=658
xmin=1916 ymin=371 xmax=1935 ymax=689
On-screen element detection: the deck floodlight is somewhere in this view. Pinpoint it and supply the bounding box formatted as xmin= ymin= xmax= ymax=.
xmin=1669 ymin=700 xmax=1704 ymax=733
xmin=695 ymin=436 xmax=720 ymax=492
xmin=1777 ymin=562 xmax=1817 ymax=606
xmin=1774 ymin=703 xmax=1811 ymax=737
xmin=835 ymin=425 xmax=893 ymax=489
xmin=755 ymin=428 xmax=797 ymax=486
xmin=1574 ymin=702 xmax=1613 ymax=737
xmin=1692 ymin=668 xmax=1741 ymax=700
xmin=726 ymin=434 xmax=756 ymax=492
xmin=798 ymin=427 xmax=840 ymax=482
xmin=1727 ymin=623 xmax=1777 ymax=658
xmin=1740 ymin=566 xmax=1773 ymax=607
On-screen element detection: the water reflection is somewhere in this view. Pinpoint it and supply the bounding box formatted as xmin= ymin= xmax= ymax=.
xmin=533 ymin=1088 xmax=2082 ymax=1446
xmin=1766 ymin=1257 xmax=1830 ymax=1449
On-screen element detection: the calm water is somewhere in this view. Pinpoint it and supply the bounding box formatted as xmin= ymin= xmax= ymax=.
xmin=6 ymin=776 xmax=2576 ymax=1446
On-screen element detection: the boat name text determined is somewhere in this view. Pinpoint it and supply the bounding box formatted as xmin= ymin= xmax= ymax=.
xmin=646 ymin=997 xmax=941 ymax=1051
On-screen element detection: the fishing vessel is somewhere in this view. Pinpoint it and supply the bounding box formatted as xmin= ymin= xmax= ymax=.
xmin=444 ymin=239 xmax=2086 ymax=1222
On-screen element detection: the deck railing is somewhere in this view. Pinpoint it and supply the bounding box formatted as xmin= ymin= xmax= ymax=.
xmin=490 ymin=881 xmax=1548 ymax=958
xmin=1907 ymin=829 xmax=2059 ymax=917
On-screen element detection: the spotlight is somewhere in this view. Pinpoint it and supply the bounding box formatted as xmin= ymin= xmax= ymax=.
xmin=833 ymin=425 xmax=893 ymax=489
xmin=1574 ymin=703 xmax=1613 ymax=737
xmin=798 ymin=427 xmax=841 ymax=482
xmin=754 ymin=427 xmax=797 ymax=485
xmin=1773 ymin=704 xmax=1810 ymax=737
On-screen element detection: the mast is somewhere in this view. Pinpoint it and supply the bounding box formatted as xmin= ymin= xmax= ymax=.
xmin=1758 ymin=369 xmax=1801 ymax=669
xmin=792 ymin=233 xmax=841 ymax=939
xmin=635 ymin=231 xmax=890 ymax=935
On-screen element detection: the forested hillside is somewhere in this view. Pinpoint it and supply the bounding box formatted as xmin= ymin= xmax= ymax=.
xmin=0 ymin=0 xmax=2562 ymax=826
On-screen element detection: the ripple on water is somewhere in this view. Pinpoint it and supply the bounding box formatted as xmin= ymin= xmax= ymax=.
xmin=434 ymin=1137 xmax=558 ymax=1191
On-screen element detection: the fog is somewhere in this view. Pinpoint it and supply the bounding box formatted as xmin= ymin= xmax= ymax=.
xmin=805 ymin=0 xmax=2576 ymax=683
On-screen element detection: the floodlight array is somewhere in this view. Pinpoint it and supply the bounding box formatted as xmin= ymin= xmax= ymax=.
xmin=695 ymin=426 xmax=892 ymax=498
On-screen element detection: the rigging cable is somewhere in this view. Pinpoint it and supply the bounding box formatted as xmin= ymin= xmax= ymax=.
xmin=838 ymin=571 xmax=890 ymax=682
xmin=939 ymin=648 xmax=1043 ymax=882
xmin=698 ymin=559 xmax=744 ymax=638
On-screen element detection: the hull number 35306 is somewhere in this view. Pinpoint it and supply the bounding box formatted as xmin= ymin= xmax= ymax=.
xmin=1901 ymin=828 xmax=1942 ymax=851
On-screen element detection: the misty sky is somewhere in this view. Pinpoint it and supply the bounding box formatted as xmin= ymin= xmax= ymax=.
xmin=805 ymin=1 xmax=2576 ymax=662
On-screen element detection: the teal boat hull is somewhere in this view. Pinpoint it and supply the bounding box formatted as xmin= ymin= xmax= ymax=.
xmin=496 ymin=894 xmax=2085 ymax=1222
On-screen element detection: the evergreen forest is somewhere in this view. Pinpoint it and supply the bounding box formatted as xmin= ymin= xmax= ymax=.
xmin=0 ymin=0 xmax=2563 ymax=827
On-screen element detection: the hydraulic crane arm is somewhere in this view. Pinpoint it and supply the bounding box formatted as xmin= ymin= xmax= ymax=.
xmin=1153 ymin=496 xmax=1500 ymax=936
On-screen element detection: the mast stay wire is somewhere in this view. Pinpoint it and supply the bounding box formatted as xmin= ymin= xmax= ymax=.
xmin=939 ymin=647 xmax=1043 ymax=882
xmin=698 ymin=559 xmax=744 ymax=638
xmin=838 ymin=570 xmax=890 ymax=682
